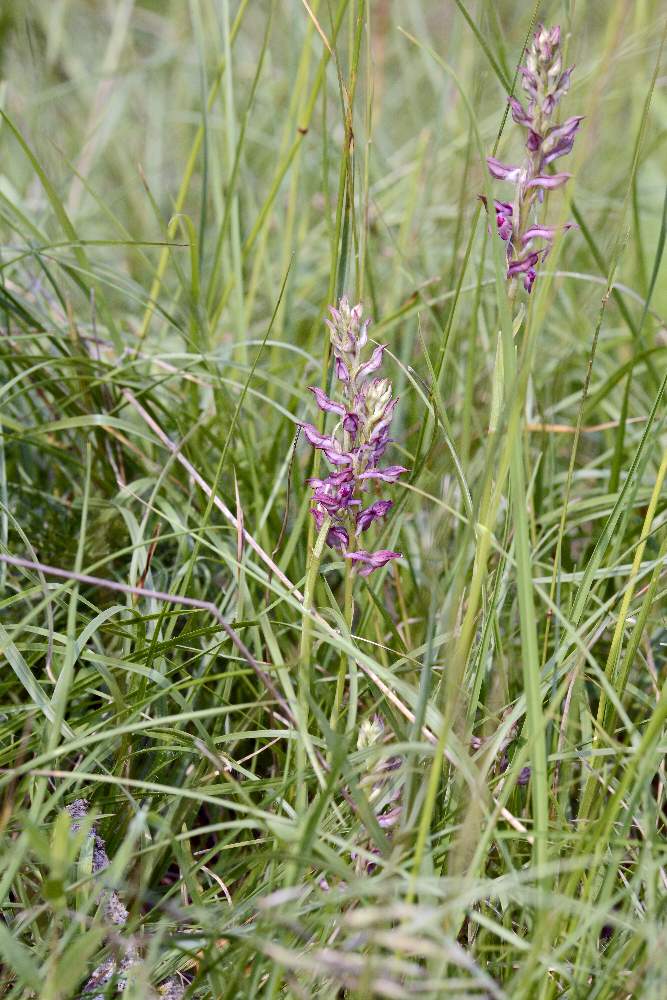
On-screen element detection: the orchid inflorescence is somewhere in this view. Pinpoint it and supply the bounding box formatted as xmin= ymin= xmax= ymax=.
xmin=300 ymin=297 xmax=407 ymax=576
xmin=485 ymin=24 xmax=582 ymax=292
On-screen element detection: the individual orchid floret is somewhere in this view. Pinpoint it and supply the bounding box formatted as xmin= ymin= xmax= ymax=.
xmin=301 ymin=298 xmax=407 ymax=575
xmin=484 ymin=24 xmax=581 ymax=293
xmin=356 ymin=500 xmax=393 ymax=536
xmin=345 ymin=549 xmax=402 ymax=577
xmin=486 ymin=157 xmax=521 ymax=183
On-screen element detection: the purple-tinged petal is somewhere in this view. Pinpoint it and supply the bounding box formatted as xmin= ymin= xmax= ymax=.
xmin=369 ymin=398 xmax=399 ymax=438
xmin=377 ymin=805 xmax=402 ymax=828
xmin=495 ymin=200 xmax=513 ymax=216
xmin=554 ymin=66 xmax=574 ymax=98
xmin=310 ymin=507 xmax=326 ymax=531
xmin=481 ymin=196 xmax=514 ymax=240
xmin=369 ymin=431 xmax=394 ymax=460
xmin=332 ymin=472 xmax=356 ymax=485
xmin=522 ymin=225 xmax=557 ymax=243
xmin=300 ymin=422 xmax=331 ymax=449
xmin=524 ymin=268 xmax=537 ymax=293
xmin=356 ymin=500 xmax=393 ymax=535
xmin=356 ymin=344 xmax=385 ymax=379
xmin=526 ymin=172 xmax=571 ymax=190
xmin=521 ymin=222 xmax=577 ymax=250
xmin=343 ymin=412 xmax=359 ymax=436
xmin=312 ymin=483 xmax=358 ymax=512
xmin=307 ymin=470 xmax=353 ymax=488
xmin=547 ymin=53 xmax=564 ymax=84
xmin=543 ymin=135 xmax=576 ymax=165
xmin=507 ymin=252 xmax=540 ymax=277
xmin=493 ymin=200 xmax=514 ymax=241
xmin=358 ymin=465 xmax=408 ymax=483
xmin=545 ymin=116 xmax=584 ymax=144
xmin=322 ymin=446 xmax=353 ymax=467
xmin=508 ymin=96 xmax=532 ymax=127
xmin=312 ymin=494 xmax=338 ymax=513
xmin=326 ymin=525 xmax=349 ymax=549
xmin=312 ymin=491 xmax=346 ymax=513
xmin=308 ymin=386 xmax=346 ymax=416
xmin=542 ymin=119 xmax=582 ymax=164
xmin=372 ymin=443 xmax=390 ymax=464
xmin=519 ymin=67 xmax=538 ymax=97
xmin=302 ymin=425 xmax=354 ymax=464
xmin=497 ymin=217 xmax=513 ymax=241
xmin=542 ymin=94 xmax=555 ymax=116
xmin=346 ymin=549 xmax=402 ymax=576
xmin=526 ymin=130 xmax=542 ymax=152
xmin=487 ymin=156 xmax=521 ymax=182
xmin=480 ymin=196 xmax=513 ymax=216
xmin=335 ymin=357 xmax=350 ymax=383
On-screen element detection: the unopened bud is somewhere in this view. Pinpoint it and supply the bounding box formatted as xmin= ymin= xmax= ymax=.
xmin=357 ymin=715 xmax=384 ymax=752
xmin=361 ymin=378 xmax=393 ymax=426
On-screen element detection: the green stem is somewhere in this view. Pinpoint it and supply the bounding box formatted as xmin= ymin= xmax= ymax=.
xmin=504 ymin=288 xmax=549 ymax=888
xmin=296 ymin=517 xmax=330 ymax=815
xmin=331 ymin=539 xmax=355 ymax=734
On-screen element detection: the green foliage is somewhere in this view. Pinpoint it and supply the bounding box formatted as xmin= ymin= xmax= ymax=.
xmin=1 ymin=2 xmax=666 ymax=997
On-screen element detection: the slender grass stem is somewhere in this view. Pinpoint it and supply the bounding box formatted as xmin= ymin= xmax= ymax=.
xmin=297 ymin=517 xmax=330 ymax=814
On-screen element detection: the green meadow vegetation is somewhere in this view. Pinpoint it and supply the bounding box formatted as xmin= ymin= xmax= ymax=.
xmin=0 ymin=1 xmax=666 ymax=996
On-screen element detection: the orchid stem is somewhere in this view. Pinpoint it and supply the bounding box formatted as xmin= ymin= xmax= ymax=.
xmin=331 ymin=540 xmax=355 ymax=736
xmin=297 ymin=516 xmax=330 ymax=816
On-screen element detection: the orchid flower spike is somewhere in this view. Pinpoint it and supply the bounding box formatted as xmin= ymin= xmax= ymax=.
xmin=484 ymin=24 xmax=581 ymax=292
xmin=301 ymin=297 xmax=407 ymax=575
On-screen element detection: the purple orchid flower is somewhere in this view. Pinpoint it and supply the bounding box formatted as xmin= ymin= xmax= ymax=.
xmin=523 ymin=268 xmax=537 ymax=293
xmin=334 ymin=357 xmax=349 ymax=382
xmin=526 ymin=130 xmax=542 ymax=153
xmin=522 ymin=224 xmax=557 ymax=243
xmin=300 ymin=422 xmax=332 ymax=448
xmin=327 ymin=524 xmax=350 ymax=549
xmin=507 ymin=251 xmax=540 ymax=278
xmin=508 ymin=96 xmax=532 ymax=127
xmin=483 ymin=24 xmax=581 ymax=292
xmin=487 ymin=157 xmax=522 ymax=182
xmin=494 ymin=201 xmax=514 ymax=241
xmin=526 ymin=173 xmax=572 ymax=191
xmin=343 ymin=412 xmax=360 ymax=437
xmin=358 ymin=465 xmax=408 ymax=483
xmin=345 ymin=549 xmax=402 ymax=577
xmin=302 ymin=298 xmax=407 ymax=575
xmin=307 ymin=470 xmax=353 ymax=489
xmin=356 ymin=500 xmax=393 ymax=535
xmin=522 ymin=221 xmax=576 ymax=246
xmin=308 ymin=386 xmax=346 ymax=416
xmin=356 ymin=344 xmax=386 ymax=379
xmin=321 ymin=444 xmax=353 ymax=467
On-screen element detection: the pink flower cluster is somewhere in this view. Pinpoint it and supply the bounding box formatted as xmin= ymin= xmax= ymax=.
xmin=486 ymin=25 xmax=581 ymax=292
xmin=301 ymin=298 xmax=407 ymax=576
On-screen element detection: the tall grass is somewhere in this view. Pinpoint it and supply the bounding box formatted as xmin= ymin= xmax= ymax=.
xmin=1 ymin=2 xmax=666 ymax=997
